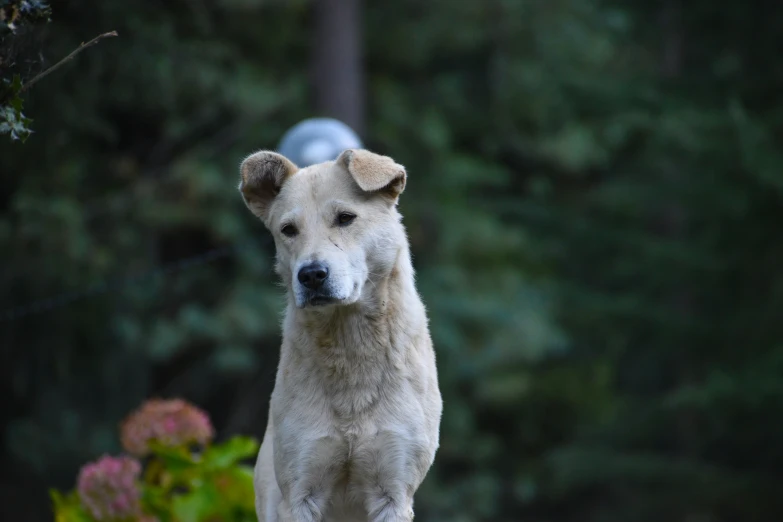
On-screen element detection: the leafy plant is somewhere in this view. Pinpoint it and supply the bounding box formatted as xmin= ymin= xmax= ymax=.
xmin=0 ymin=1 xmax=50 ymax=141
xmin=0 ymin=73 xmax=31 ymax=140
xmin=0 ymin=0 xmax=51 ymax=35
xmin=1 ymin=1 xmax=116 ymax=142
xmin=50 ymin=399 xmax=259 ymax=522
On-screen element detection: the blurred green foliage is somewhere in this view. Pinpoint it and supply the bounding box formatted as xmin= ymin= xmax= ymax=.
xmin=52 ymin=430 xmax=258 ymax=522
xmin=0 ymin=73 xmax=31 ymax=141
xmin=2 ymin=0 xmax=783 ymax=521
xmin=0 ymin=0 xmax=50 ymax=141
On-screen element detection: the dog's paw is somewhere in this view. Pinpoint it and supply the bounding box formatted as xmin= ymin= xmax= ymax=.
xmin=367 ymin=495 xmax=414 ymax=522
xmin=278 ymin=495 xmax=324 ymax=522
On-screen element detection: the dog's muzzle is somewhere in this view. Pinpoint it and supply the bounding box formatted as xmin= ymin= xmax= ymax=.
xmin=297 ymin=262 xmax=337 ymax=306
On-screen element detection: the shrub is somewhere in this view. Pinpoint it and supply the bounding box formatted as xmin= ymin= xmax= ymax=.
xmin=51 ymin=399 xmax=259 ymax=522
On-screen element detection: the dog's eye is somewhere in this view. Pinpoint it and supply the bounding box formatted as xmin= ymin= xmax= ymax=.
xmin=336 ymin=212 xmax=356 ymax=226
xmin=281 ymin=224 xmax=298 ymax=237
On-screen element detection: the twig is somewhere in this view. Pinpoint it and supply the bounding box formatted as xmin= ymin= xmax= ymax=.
xmin=20 ymin=30 xmax=118 ymax=94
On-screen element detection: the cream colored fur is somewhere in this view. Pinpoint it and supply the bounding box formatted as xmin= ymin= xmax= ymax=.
xmin=238 ymin=148 xmax=443 ymax=522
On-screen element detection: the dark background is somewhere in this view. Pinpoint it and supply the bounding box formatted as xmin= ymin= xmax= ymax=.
xmin=2 ymin=0 xmax=783 ymax=521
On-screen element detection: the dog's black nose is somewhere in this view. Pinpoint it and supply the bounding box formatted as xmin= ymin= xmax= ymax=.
xmin=298 ymin=262 xmax=329 ymax=289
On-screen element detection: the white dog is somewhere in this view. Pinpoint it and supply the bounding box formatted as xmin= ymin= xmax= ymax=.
xmin=238 ymin=148 xmax=443 ymax=522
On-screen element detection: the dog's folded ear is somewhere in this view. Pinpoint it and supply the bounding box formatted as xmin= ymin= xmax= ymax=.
xmin=239 ymin=151 xmax=299 ymax=222
xmin=337 ymin=149 xmax=407 ymax=202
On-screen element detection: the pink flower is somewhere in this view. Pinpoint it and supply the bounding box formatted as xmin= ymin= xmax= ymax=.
xmin=120 ymin=398 xmax=214 ymax=456
xmin=77 ymin=455 xmax=142 ymax=521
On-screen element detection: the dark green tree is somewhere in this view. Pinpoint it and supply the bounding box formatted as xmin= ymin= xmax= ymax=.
xmin=2 ymin=1 xmax=782 ymax=521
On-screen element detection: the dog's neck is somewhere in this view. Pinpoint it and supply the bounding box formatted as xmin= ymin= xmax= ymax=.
xmin=283 ymin=245 xmax=424 ymax=416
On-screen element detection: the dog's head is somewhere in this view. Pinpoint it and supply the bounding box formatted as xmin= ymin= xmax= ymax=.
xmin=238 ymin=148 xmax=407 ymax=309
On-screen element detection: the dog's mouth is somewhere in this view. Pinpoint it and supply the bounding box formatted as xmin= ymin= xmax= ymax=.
xmin=295 ymin=280 xmax=355 ymax=309
xmin=308 ymin=295 xmax=337 ymax=306
xmin=300 ymin=291 xmax=341 ymax=308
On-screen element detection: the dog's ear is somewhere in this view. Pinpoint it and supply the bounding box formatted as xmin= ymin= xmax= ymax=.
xmin=336 ymin=149 xmax=406 ymax=202
xmin=239 ymin=151 xmax=298 ymax=222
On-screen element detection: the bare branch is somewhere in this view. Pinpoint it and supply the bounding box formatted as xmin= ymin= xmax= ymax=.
xmin=20 ymin=30 xmax=118 ymax=94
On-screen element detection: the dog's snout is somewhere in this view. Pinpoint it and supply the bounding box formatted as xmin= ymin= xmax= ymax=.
xmin=298 ymin=262 xmax=329 ymax=290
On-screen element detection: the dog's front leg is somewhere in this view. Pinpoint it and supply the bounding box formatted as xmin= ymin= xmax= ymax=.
xmin=355 ymin=430 xmax=435 ymax=522
xmin=274 ymin=433 xmax=347 ymax=522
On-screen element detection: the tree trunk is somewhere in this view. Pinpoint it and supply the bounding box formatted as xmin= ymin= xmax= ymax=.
xmin=659 ymin=0 xmax=700 ymax=458
xmin=310 ymin=0 xmax=365 ymax=136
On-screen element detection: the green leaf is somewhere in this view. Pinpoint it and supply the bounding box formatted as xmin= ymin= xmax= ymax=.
xmin=212 ymin=466 xmax=256 ymax=511
xmin=10 ymin=75 xmax=24 ymax=109
xmin=202 ymin=436 xmax=259 ymax=470
xmin=141 ymin=485 xmax=174 ymax=522
xmin=50 ymin=489 xmax=94 ymax=522
xmin=147 ymin=441 xmax=197 ymax=473
xmin=171 ymin=483 xmax=220 ymax=522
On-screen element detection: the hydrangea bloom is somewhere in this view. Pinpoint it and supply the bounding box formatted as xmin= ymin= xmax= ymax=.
xmin=76 ymin=455 xmax=142 ymax=521
xmin=120 ymin=398 xmax=214 ymax=456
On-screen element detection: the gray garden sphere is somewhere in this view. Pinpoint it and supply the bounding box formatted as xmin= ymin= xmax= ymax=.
xmin=277 ymin=118 xmax=364 ymax=168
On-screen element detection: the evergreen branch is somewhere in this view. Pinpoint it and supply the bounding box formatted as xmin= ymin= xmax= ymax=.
xmin=20 ymin=30 xmax=118 ymax=94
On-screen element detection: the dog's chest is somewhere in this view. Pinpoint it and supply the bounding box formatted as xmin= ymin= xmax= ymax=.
xmin=317 ymin=341 xmax=390 ymax=421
